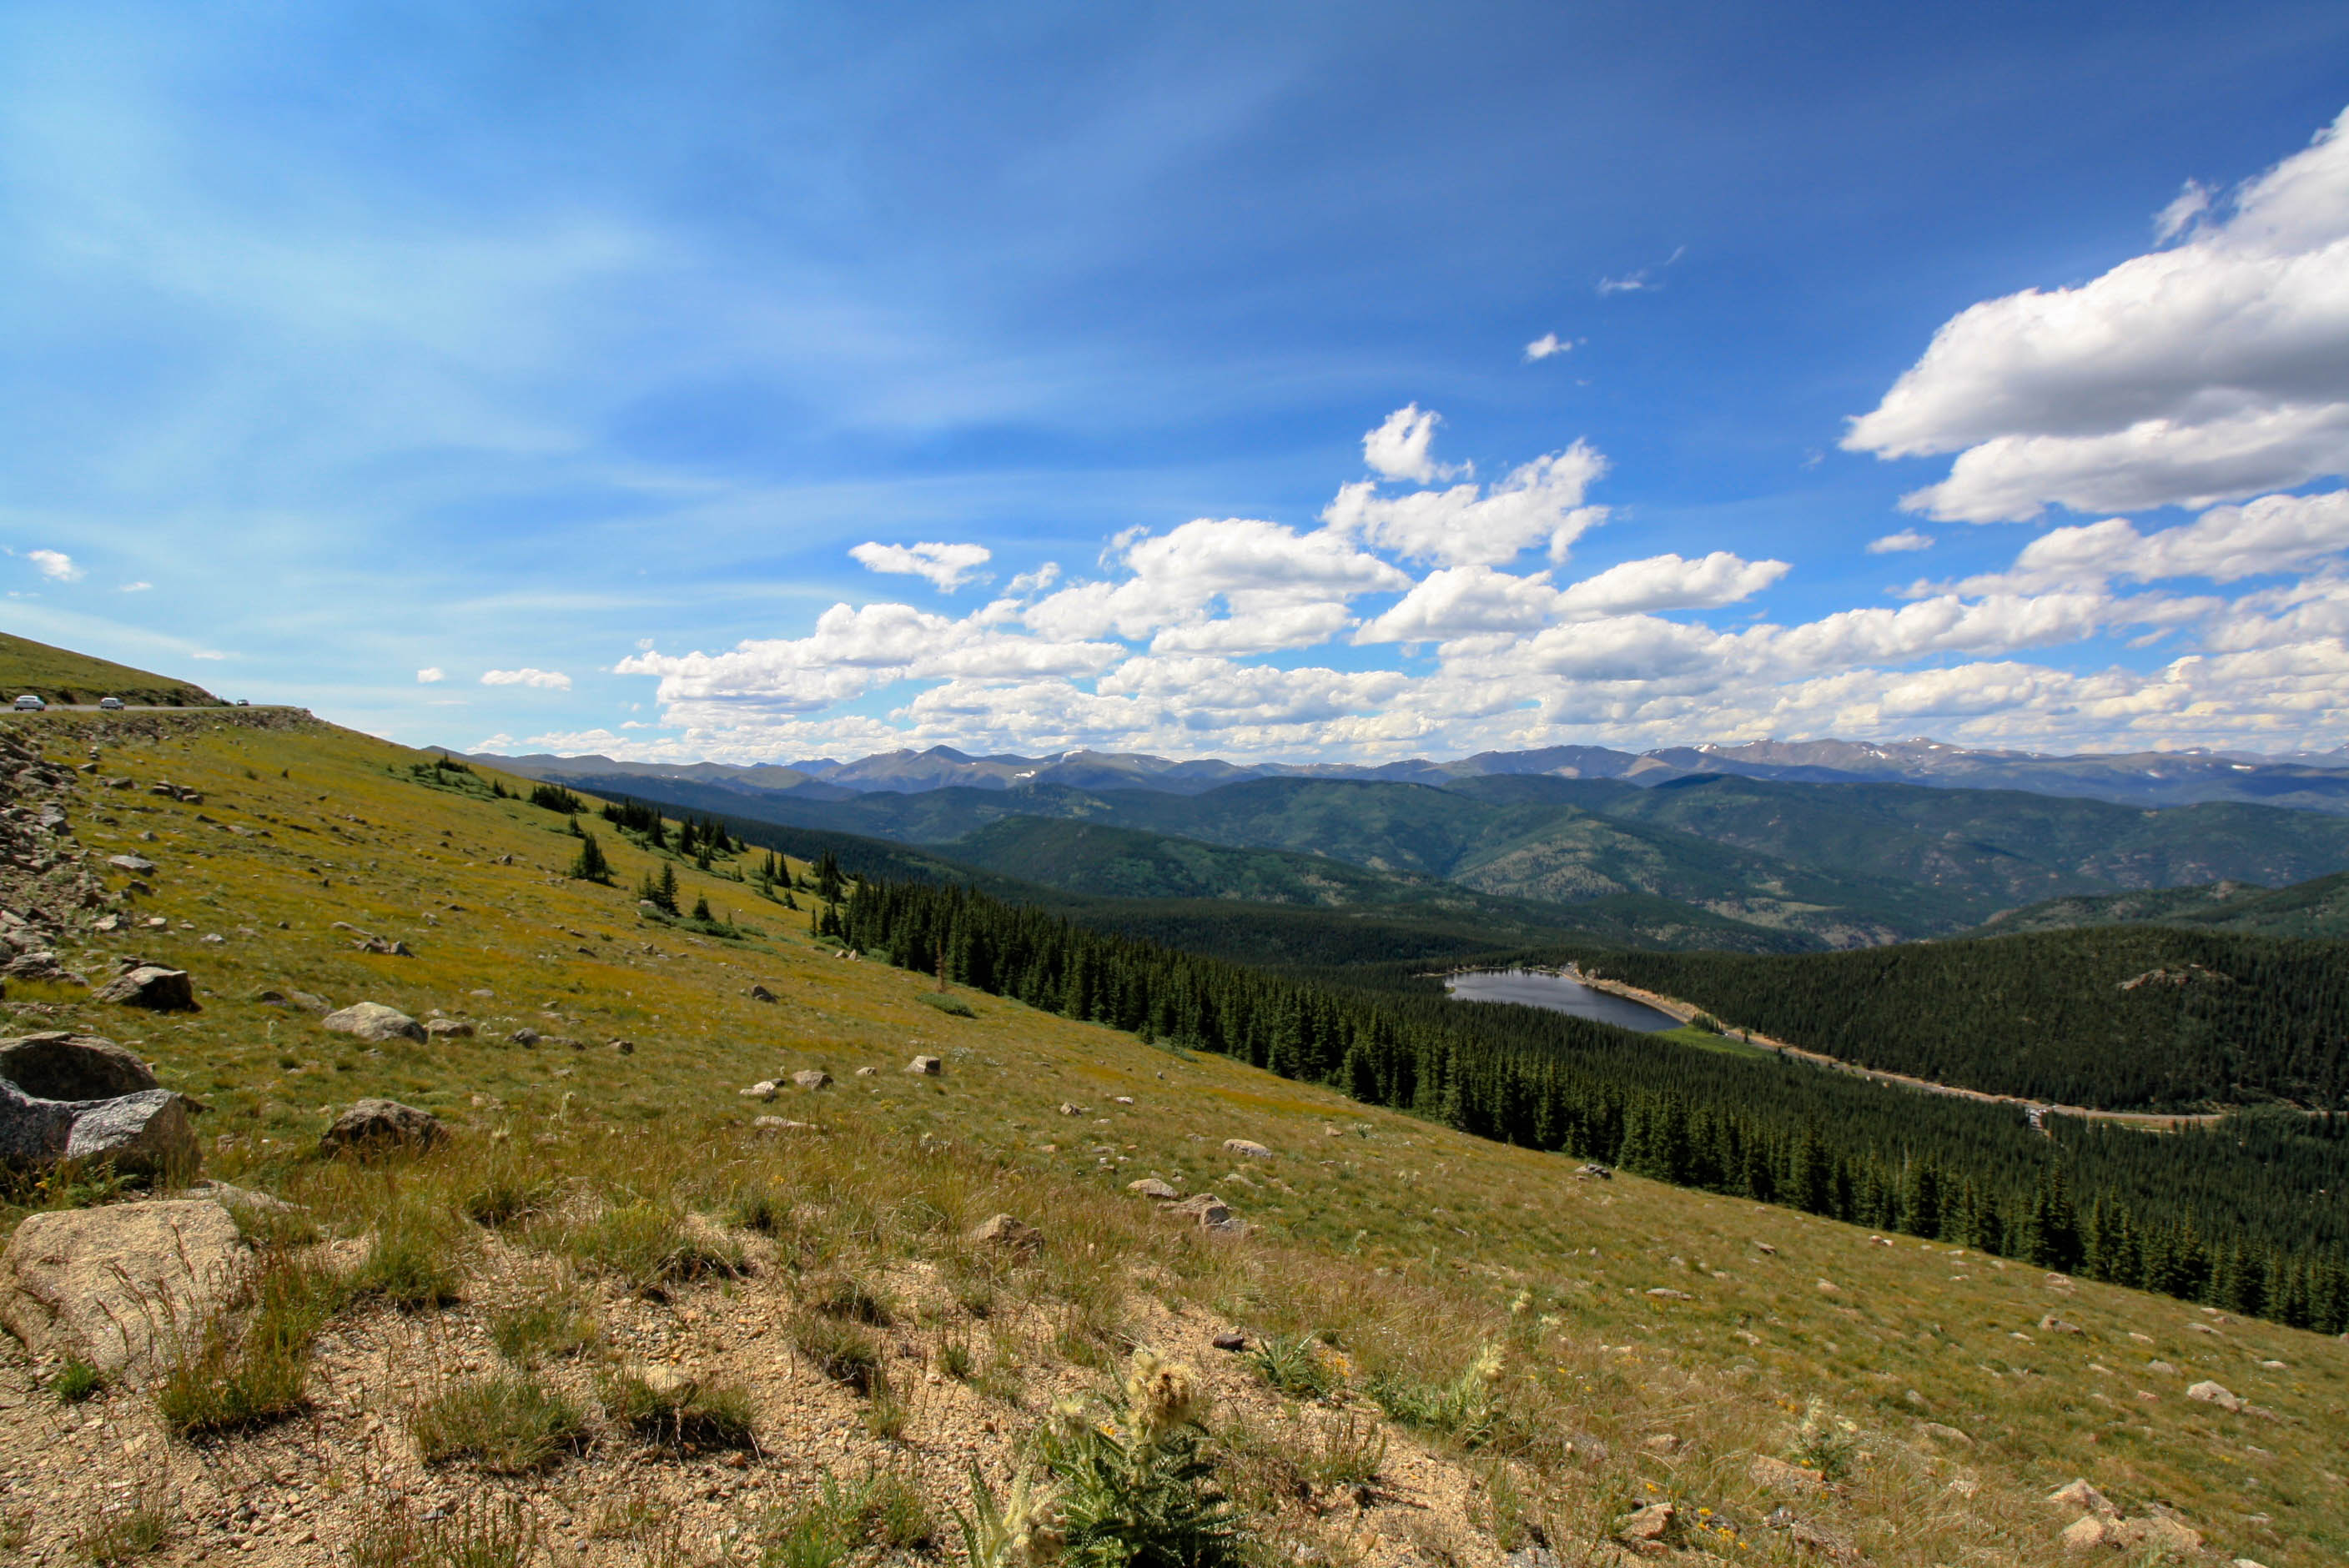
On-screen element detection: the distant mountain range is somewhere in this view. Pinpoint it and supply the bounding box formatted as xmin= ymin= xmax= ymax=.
xmin=468 ymin=736 xmax=2349 ymax=952
xmin=482 ymin=735 xmax=2349 ymax=812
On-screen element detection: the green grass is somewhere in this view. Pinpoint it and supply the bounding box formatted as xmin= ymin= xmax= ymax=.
xmin=410 ymin=1372 xmax=589 ymax=1472
xmin=487 ymin=1292 xmax=598 ymax=1364
xmin=599 ymin=1367 xmax=759 ymax=1452
xmin=0 ymin=706 xmax=2336 ymax=1568
xmin=52 ymin=1355 xmax=103 ymax=1403
xmin=154 ymin=1252 xmax=341 ymax=1437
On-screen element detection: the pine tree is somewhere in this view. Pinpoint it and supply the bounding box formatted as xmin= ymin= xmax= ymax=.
xmin=568 ymin=832 xmax=612 ymax=884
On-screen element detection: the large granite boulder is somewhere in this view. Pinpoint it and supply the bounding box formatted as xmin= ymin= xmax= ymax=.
xmin=0 ymin=1032 xmax=158 ymax=1100
xmin=0 ymin=1199 xmax=247 ymax=1375
xmin=0 ymin=1081 xmax=197 ymax=1179
xmin=321 ymin=1002 xmax=426 ymax=1043
xmin=91 ymin=965 xmax=199 ymax=1013
xmin=64 ymin=1090 xmax=198 ymax=1178
xmin=319 ymin=1098 xmax=442 ymax=1156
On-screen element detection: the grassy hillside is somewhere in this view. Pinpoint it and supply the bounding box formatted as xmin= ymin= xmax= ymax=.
xmin=0 ymin=708 xmax=2340 ymax=1564
xmin=0 ymin=629 xmax=220 ymax=706
xmin=1975 ymin=871 xmax=2349 ymax=941
xmin=1572 ymin=926 xmax=2349 ymax=1111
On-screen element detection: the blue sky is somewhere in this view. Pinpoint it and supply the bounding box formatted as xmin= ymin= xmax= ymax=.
xmin=3 ymin=2 xmax=2347 ymax=761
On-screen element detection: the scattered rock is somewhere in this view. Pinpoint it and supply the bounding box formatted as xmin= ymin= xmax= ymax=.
xmin=792 ymin=1070 xmax=832 ymax=1092
xmin=1573 ymin=1162 xmax=1613 ymax=1179
xmin=854 ymin=1066 xmax=878 ymax=1078
xmin=1617 ymin=1501 xmax=1674 ymax=1550
xmin=1128 ymin=1178 xmax=1180 ymax=1200
xmin=1159 ymin=1193 xmax=1239 ymax=1234
xmin=2040 ymin=1314 xmax=2082 ymax=1334
xmin=1224 ymin=1138 xmax=1272 ymax=1159
xmin=0 ymin=1032 xmax=158 ymax=1099
xmin=105 ymin=854 xmax=157 ymax=874
xmin=1917 ymin=1421 xmax=1973 ymax=1446
xmin=90 ymin=964 xmax=198 ymax=1013
xmin=1750 ymin=1455 xmax=1826 ymax=1493
xmin=967 ymin=1213 xmax=1041 ymax=1250
xmin=748 ymin=984 xmax=778 ymax=1003
xmin=1210 ymin=1329 xmax=1247 ymax=1352
xmin=906 ymin=1054 xmax=942 ymax=1076
xmin=752 ymin=1116 xmax=816 ymax=1132
xmin=2186 ymin=1380 xmax=2242 ymax=1412
xmin=509 ymin=1028 xmax=541 ymax=1046
xmin=739 ymin=1082 xmax=779 ymax=1101
xmin=606 ymin=1038 xmax=634 ymax=1055
xmin=1754 ymin=1241 xmax=1777 ymax=1254
xmin=354 ymin=935 xmax=412 ymax=956
xmin=1646 ymin=1287 xmax=1693 ymax=1300
xmin=423 ymin=1018 xmax=475 ymax=1039
xmin=2048 ymin=1480 xmax=2115 ymax=1516
xmin=0 ymin=1199 xmax=246 ymax=1376
xmin=1814 ymin=1279 xmax=1840 ymax=1294
xmin=321 ymin=1002 xmax=425 ymax=1043
xmin=1113 ymin=1095 xmax=1134 ymax=1105
xmin=318 ymin=1098 xmax=442 ymax=1157
xmin=2110 ymin=1515 xmax=2203 ymax=1555
xmin=1058 ymin=1102 xmax=1082 ymax=1116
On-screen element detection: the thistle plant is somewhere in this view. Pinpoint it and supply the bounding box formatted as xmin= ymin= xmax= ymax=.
xmin=1030 ymin=1349 xmax=1244 ymax=1568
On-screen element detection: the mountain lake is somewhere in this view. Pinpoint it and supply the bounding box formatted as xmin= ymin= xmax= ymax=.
xmin=1443 ymin=968 xmax=1683 ymax=1032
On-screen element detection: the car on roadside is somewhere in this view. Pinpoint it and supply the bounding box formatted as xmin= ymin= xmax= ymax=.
xmin=11 ymin=694 xmax=44 ymax=711
xmin=97 ymin=696 xmax=124 ymax=711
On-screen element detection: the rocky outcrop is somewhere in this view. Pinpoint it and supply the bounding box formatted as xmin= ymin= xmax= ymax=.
xmin=90 ymin=965 xmax=198 ymax=1012
xmin=0 ymin=1198 xmax=247 ymax=1375
xmin=0 ymin=1032 xmax=157 ymax=1099
xmin=318 ymin=1098 xmax=442 ymax=1156
xmin=321 ymin=1002 xmax=426 ymax=1043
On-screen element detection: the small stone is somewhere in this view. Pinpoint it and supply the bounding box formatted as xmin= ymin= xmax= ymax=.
xmin=2186 ymin=1380 xmax=2242 ymax=1412
xmin=509 ymin=1028 xmax=541 ymax=1047
xmin=1128 ymin=1178 xmax=1180 ymax=1200
xmin=2040 ymin=1314 xmax=2082 ymax=1334
xmin=423 ymin=1019 xmax=475 ymax=1039
xmin=749 ymin=985 xmax=777 ymax=1003
xmin=0 ymin=1199 xmax=246 ymax=1376
xmin=1159 ymin=1193 xmax=1232 ymax=1228
xmin=752 ymin=1116 xmax=815 ymax=1132
xmin=1223 ymin=1138 xmax=1272 ymax=1159
xmin=1210 ymin=1329 xmax=1246 ymax=1351
xmin=1917 ymin=1422 xmax=1972 ymax=1445
xmin=1058 ymin=1102 xmax=1081 ymax=1116
xmin=318 ymin=1098 xmax=442 ymax=1157
xmin=2047 ymin=1480 xmax=2115 ymax=1516
xmin=1617 ymin=1500 xmax=1674 ymax=1546
xmin=1645 ymin=1287 xmax=1693 ymax=1300
xmin=606 ymin=1038 xmax=634 ymax=1055
xmin=1814 ymin=1279 xmax=1839 ymax=1294
xmin=792 ymin=1069 xmax=832 ymax=1091
xmin=740 ymin=1081 xmax=779 ymax=1100
xmin=320 ymin=1003 xmax=425 ymax=1043
xmin=106 ymin=854 xmax=157 ymax=874
xmin=906 ymin=1055 xmax=942 ymax=1076
xmin=90 ymin=965 xmax=198 ymax=1013
xmin=967 ymin=1213 xmax=1040 ymax=1249
xmin=1750 ymin=1455 xmax=1825 ymax=1492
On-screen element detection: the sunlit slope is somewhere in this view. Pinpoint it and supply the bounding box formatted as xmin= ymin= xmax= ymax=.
xmin=0 ymin=630 xmax=220 ymax=706
xmin=7 ymin=708 xmax=2346 ymax=1565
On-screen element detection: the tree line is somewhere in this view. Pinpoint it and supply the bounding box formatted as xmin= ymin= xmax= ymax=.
xmin=825 ymin=877 xmax=2349 ymax=1335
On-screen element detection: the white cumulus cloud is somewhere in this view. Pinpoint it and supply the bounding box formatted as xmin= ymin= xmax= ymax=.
xmin=1523 ymin=332 xmax=1572 ymax=361
xmin=1324 ymin=442 xmax=1610 ymax=567
xmin=1362 ymin=404 xmax=1467 ymax=483
xmin=1847 ymin=105 xmax=2349 ymax=521
xmin=480 ymin=667 xmax=572 ymax=690
xmin=26 ymin=549 xmax=81 ymax=581
xmin=1867 ymin=530 xmax=1934 ymax=554
xmin=849 ymin=540 xmax=994 ymax=592
xmin=416 ymin=667 xmax=446 ymax=684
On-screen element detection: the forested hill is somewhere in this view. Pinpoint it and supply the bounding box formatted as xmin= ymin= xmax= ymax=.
xmin=1970 ymin=869 xmax=2349 ymax=940
xmin=1572 ymin=927 xmax=2349 ymax=1112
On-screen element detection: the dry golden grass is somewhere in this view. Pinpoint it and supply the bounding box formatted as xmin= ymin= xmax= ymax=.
xmin=0 ymin=707 xmax=2340 ymax=1566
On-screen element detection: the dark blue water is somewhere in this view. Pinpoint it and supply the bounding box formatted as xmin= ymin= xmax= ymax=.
xmin=1444 ymin=968 xmax=1683 ymax=1032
